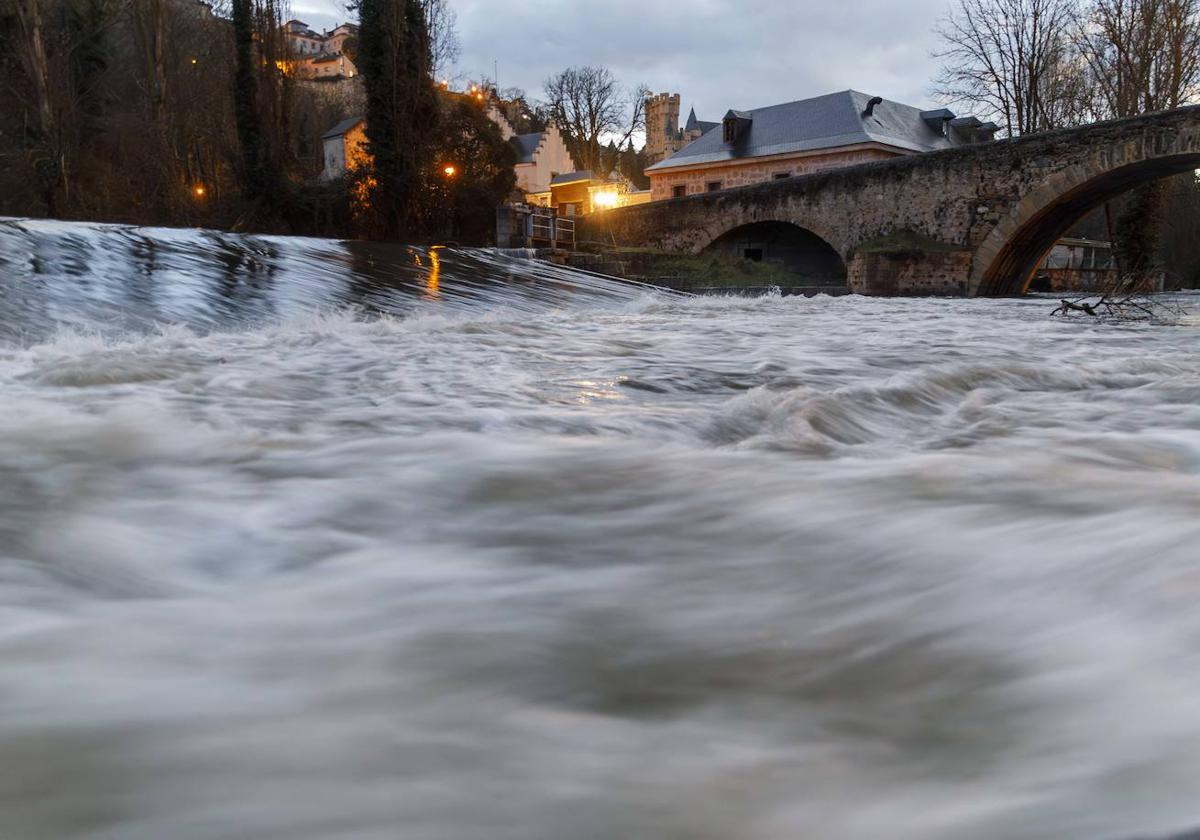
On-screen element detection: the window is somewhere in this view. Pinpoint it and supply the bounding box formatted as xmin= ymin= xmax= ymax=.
xmin=773 ymin=172 xmax=791 ymax=180
xmin=1045 ymin=245 xmax=1069 ymax=269
xmin=744 ymin=248 xmax=764 ymax=262
xmin=671 ymin=185 xmax=687 ymax=198
xmin=706 ymin=181 xmax=722 ymax=193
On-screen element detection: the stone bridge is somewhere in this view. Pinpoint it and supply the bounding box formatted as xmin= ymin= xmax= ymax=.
xmin=578 ymin=106 xmax=1200 ymax=296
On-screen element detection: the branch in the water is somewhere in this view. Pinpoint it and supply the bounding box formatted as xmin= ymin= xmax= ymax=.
xmin=1049 ymin=268 xmax=1185 ymax=323
xmin=1053 ymin=298 xmax=1099 ymax=316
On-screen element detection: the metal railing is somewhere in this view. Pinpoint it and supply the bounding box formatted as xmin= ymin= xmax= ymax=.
xmin=527 ymin=209 xmax=575 ymax=249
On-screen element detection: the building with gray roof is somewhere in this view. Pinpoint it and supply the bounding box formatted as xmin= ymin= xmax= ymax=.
xmin=645 ymin=89 xmax=996 ymax=201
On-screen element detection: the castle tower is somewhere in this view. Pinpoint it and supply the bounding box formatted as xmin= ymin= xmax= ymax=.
xmin=644 ymin=93 xmax=682 ymax=165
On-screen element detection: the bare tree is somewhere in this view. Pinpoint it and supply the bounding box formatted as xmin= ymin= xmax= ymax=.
xmin=614 ymin=84 xmax=651 ymax=152
xmin=543 ymin=67 xmax=647 ymax=173
xmin=12 ymin=0 xmax=55 ymax=141
xmin=132 ymin=0 xmax=171 ymax=127
xmin=934 ymin=0 xmax=1085 ymax=135
xmin=421 ymin=0 xmax=459 ymax=78
xmin=11 ymin=0 xmax=60 ymax=211
xmin=1076 ymin=0 xmax=1200 ymax=115
xmin=1073 ymin=0 xmax=1200 ymax=286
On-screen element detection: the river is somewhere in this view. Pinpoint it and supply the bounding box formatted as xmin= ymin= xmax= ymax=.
xmin=2 ymin=218 xmax=1200 ymax=840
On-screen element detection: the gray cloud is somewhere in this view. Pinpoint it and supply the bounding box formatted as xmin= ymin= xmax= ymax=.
xmin=292 ymin=0 xmax=952 ymax=119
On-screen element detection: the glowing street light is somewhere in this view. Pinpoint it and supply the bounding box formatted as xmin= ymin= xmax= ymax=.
xmin=592 ymin=190 xmax=619 ymax=210
xmin=192 ymin=183 xmax=207 ymax=199
xmin=443 ymin=165 xmax=457 ymax=178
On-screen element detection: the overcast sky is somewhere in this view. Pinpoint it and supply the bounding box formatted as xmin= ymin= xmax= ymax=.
xmin=291 ymin=0 xmax=953 ymax=118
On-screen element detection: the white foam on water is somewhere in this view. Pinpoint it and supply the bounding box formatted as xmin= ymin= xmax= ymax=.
xmin=2 ymin=222 xmax=1200 ymax=839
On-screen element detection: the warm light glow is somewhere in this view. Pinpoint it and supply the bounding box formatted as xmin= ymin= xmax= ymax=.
xmin=425 ymin=246 xmax=442 ymax=300
xmin=192 ymin=184 xmax=206 ymax=198
xmin=470 ymin=84 xmax=477 ymax=93
xmin=592 ymin=190 xmax=619 ymax=209
xmin=443 ymin=165 xmax=457 ymax=178
xmin=191 ymin=58 xmax=198 ymax=65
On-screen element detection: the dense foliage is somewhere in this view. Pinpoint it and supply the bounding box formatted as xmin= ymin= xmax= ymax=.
xmin=0 ymin=0 xmax=513 ymax=244
xmin=357 ymin=0 xmax=439 ymax=239
xmin=429 ymin=96 xmax=517 ymax=242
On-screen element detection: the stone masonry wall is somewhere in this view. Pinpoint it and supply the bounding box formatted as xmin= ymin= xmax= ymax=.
xmin=582 ymin=106 xmax=1200 ymax=296
xmin=849 ymin=251 xmax=973 ymax=296
xmin=649 ymin=148 xmax=897 ymax=201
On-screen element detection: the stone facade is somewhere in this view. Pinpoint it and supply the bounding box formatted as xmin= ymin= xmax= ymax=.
xmin=649 ymin=147 xmax=897 ymax=201
xmin=644 ymin=93 xmax=709 ymax=165
xmin=296 ymin=53 xmax=358 ymax=80
xmin=853 ymin=251 xmax=973 ymax=296
xmin=579 ymin=106 xmax=1200 ymax=296
xmin=286 ymin=21 xmax=357 ymax=79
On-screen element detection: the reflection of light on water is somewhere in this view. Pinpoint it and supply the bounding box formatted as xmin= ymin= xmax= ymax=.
xmin=573 ymin=379 xmax=624 ymax=405
xmin=426 ymin=247 xmax=442 ymax=300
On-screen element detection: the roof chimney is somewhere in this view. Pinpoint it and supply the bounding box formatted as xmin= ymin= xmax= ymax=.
xmin=862 ymin=96 xmax=884 ymax=118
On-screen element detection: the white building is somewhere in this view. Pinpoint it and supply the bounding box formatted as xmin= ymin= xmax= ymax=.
xmin=487 ymin=106 xmax=578 ymax=205
xmin=285 ymin=20 xmax=326 ymax=55
xmin=321 ymin=117 xmax=368 ymax=181
xmin=285 ymin=20 xmax=358 ymax=78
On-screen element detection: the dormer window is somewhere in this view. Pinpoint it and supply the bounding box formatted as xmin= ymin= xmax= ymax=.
xmin=722 ymin=110 xmax=752 ymax=145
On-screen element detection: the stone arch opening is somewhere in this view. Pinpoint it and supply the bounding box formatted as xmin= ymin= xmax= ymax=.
xmin=973 ymin=154 xmax=1200 ymax=296
xmin=703 ymin=221 xmax=847 ymax=286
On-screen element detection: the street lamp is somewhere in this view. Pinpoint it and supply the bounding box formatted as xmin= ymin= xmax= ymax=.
xmin=443 ymin=165 xmax=457 ymax=178
xmin=592 ymin=190 xmax=619 ymax=210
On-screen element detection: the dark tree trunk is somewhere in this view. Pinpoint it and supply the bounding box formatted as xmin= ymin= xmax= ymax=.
xmin=232 ymin=0 xmax=266 ymax=199
xmin=14 ymin=0 xmax=59 ymax=214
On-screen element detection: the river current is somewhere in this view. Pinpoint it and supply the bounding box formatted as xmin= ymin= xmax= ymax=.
xmin=2 ymin=218 xmax=1200 ymax=840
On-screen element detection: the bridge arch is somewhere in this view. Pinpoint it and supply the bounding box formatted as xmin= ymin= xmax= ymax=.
xmin=971 ymin=152 xmax=1200 ymax=296
xmin=700 ymin=220 xmax=848 ymax=286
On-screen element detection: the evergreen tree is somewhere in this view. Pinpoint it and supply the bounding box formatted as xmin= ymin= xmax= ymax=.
xmin=358 ymin=0 xmax=440 ymax=239
xmin=232 ymin=0 xmax=266 ymax=197
xmin=433 ymin=94 xmax=517 ymax=243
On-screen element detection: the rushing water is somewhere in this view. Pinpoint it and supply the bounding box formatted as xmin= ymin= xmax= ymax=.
xmin=2 ymin=217 xmax=1200 ymax=840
